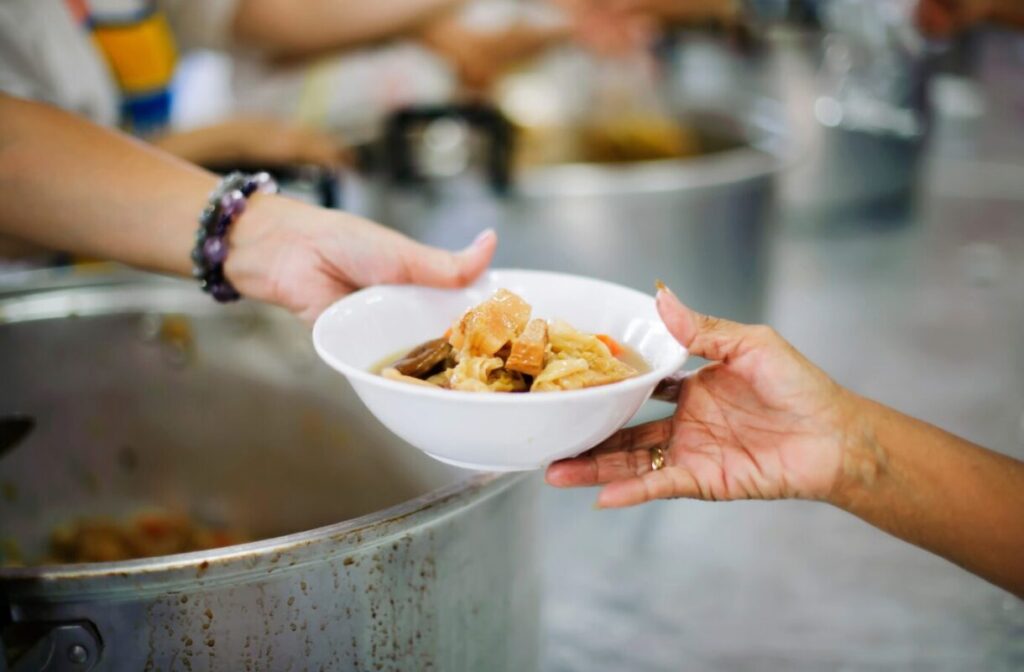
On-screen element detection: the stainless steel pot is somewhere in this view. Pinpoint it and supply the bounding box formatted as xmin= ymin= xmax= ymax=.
xmin=344 ymin=98 xmax=786 ymax=326
xmin=0 ymin=273 xmax=540 ymax=671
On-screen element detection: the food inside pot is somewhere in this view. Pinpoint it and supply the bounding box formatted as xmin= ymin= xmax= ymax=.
xmin=376 ymin=289 xmax=648 ymax=392
xmin=42 ymin=511 xmax=245 ymax=564
xmin=577 ymin=116 xmax=702 ymax=163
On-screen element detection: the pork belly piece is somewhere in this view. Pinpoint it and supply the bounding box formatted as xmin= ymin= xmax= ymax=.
xmin=505 ymin=319 xmax=548 ymax=377
xmin=449 ymin=289 xmax=531 ymax=357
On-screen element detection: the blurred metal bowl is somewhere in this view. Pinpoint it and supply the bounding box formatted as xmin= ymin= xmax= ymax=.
xmin=345 ymin=97 xmax=787 ymax=326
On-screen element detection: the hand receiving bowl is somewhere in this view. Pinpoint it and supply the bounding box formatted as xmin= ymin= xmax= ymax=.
xmin=312 ymin=270 xmax=687 ymax=471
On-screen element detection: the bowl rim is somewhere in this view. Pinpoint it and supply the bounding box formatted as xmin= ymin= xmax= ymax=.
xmin=312 ymin=268 xmax=688 ymax=404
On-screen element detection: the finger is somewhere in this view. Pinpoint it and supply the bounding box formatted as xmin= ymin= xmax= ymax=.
xmin=656 ymin=284 xmax=750 ymax=363
xmin=545 ymin=418 xmax=672 ymax=487
xmin=596 ymin=466 xmax=702 ymax=508
xmin=401 ymin=229 xmax=497 ymax=288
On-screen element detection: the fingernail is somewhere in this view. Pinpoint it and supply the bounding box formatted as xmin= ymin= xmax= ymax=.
xmin=655 ymin=280 xmax=677 ymax=301
xmin=471 ymin=228 xmax=495 ymax=248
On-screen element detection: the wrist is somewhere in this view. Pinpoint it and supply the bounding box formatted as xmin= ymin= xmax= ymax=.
xmin=827 ymin=392 xmax=889 ymax=510
xmin=222 ymin=193 xmax=290 ymax=304
xmin=191 ymin=172 xmax=278 ymax=302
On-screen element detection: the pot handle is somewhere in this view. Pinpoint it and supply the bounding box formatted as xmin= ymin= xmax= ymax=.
xmin=383 ymin=102 xmax=514 ymax=194
xmin=4 ymin=621 xmax=102 ymax=672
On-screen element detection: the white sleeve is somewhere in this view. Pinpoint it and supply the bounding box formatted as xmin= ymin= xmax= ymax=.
xmin=160 ymin=0 xmax=242 ymax=51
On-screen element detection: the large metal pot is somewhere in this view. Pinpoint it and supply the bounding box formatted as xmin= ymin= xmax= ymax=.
xmin=343 ymin=95 xmax=786 ymax=326
xmin=0 ymin=273 xmax=540 ymax=671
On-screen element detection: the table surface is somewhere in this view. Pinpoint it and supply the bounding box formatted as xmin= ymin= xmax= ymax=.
xmin=538 ymin=31 xmax=1024 ymax=672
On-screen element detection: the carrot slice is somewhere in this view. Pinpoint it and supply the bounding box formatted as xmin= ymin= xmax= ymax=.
xmin=597 ymin=334 xmax=624 ymax=357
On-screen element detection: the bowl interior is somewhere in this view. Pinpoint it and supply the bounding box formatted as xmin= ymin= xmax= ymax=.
xmin=314 ymin=270 xmax=685 ymax=383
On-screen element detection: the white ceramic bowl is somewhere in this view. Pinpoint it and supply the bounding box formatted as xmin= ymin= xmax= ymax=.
xmin=312 ymin=270 xmax=687 ymax=471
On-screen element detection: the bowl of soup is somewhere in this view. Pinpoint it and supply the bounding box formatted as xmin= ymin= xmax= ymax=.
xmin=312 ymin=270 xmax=688 ymax=471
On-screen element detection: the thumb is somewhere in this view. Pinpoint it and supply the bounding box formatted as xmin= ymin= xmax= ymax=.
xmin=655 ymin=283 xmax=750 ymax=363
xmin=401 ymin=229 xmax=497 ymax=288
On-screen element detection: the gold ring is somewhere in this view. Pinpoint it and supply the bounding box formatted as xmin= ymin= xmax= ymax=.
xmin=650 ymin=445 xmax=666 ymax=472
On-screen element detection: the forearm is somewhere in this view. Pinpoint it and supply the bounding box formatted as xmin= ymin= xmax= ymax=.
xmin=833 ymin=394 xmax=1024 ymax=597
xmin=231 ymin=0 xmax=463 ymax=58
xmin=990 ymin=0 xmax=1024 ymax=29
xmin=149 ymin=125 xmax=240 ymax=168
xmin=0 ymin=95 xmax=216 ymax=275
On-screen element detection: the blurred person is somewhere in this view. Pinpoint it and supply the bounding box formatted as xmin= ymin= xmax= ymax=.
xmin=0 ymin=94 xmax=496 ymax=323
xmin=548 ymin=0 xmax=749 ymax=54
xmin=229 ymin=0 xmax=588 ymax=136
xmin=0 ymin=0 xmax=351 ymax=168
xmin=547 ymin=285 xmax=1024 ymax=598
xmin=419 ymin=5 xmax=573 ymax=92
xmin=0 ymin=0 xmax=524 ymax=267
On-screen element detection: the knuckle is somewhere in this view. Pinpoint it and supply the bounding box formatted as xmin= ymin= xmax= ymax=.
xmin=701 ymin=315 xmax=724 ymax=331
xmin=624 ymin=448 xmax=642 ymax=476
xmin=749 ymin=324 xmax=778 ymax=342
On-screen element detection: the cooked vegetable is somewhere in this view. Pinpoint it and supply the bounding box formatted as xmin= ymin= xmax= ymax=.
xmin=596 ymin=334 xmax=624 ymax=358
xmin=47 ymin=512 xmax=244 ymax=564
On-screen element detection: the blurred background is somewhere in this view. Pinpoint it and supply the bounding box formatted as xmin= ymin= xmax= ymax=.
xmin=1 ymin=0 xmax=1022 ymax=670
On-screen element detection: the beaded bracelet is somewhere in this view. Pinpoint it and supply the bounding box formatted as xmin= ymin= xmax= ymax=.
xmin=191 ymin=171 xmax=277 ymax=303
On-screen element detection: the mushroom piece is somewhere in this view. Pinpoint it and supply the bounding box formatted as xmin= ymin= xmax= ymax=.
xmin=392 ymin=338 xmax=454 ymax=379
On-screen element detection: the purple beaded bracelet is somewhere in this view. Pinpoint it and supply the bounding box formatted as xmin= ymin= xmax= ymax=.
xmin=191 ymin=171 xmax=277 ymax=303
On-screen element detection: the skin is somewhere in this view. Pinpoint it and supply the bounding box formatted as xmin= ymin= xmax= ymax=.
xmin=547 ymin=286 xmax=1024 ymax=598
xmin=0 ymin=94 xmax=495 ymax=324
xmin=916 ymin=0 xmax=1024 ymax=37
xmin=608 ymin=0 xmax=740 ymax=26
xmin=419 ymin=14 xmax=573 ymax=91
xmin=550 ymin=0 xmax=743 ymax=55
xmin=231 ymin=0 xmax=464 ymax=59
xmin=419 ymin=17 xmax=571 ymax=92
xmin=150 ymin=117 xmax=347 ymax=169
xmin=551 ymin=0 xmax=657 ymax=54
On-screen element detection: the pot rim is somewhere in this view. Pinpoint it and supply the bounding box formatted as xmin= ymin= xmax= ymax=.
xmin=0 ymin=471 xmax=519 ymax=582
xmin=513 ymin=98 xmax=794 ymax=197
xmin=516 ymin=141 xmax=786 ymax=197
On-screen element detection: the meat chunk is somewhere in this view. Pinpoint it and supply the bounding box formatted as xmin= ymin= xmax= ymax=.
xmin=505 ymin=319 xmax=548 ymax=377
xmin=391 ymin=338 xmax=453 ymax=378
xmin=448 ymin=289 xmax=531 ymax=357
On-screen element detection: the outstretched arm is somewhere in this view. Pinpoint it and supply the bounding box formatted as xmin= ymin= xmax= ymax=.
xmin=0 ymin=94 xmax=496 ymax=323
xmin=230 ymin=0 xmax=463 ymax=58
xmin=834 ymin=395 xmax=1024 ymax=598
xmin=547 ymin=286 xmax=1024 ymax=597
